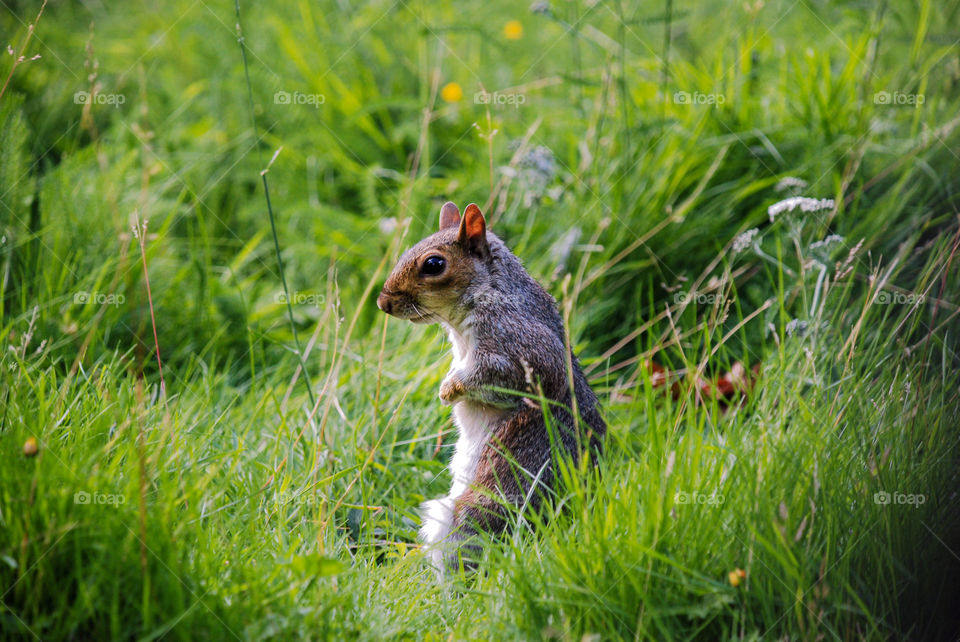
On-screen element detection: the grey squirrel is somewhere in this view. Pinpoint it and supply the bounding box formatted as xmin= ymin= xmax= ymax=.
xmin=377 ymin=202 xmax=605 ymax=571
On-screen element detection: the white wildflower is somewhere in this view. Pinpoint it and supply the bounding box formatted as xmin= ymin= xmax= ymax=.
xmin=809 ymin=234 xmax=845 ymax=250
xmin=378 ymin=217 xmax=398 ymax=235
xmin=775 ymin=176 xmax=808 ymax=193
xmin=530 ymin=1 xmax=552 ymax=15
xmin=732 ymin=228 xmax=759 ymax=253
xmin=768 ymin=197 xmax=835 ymax=222
xmin=503 ymin=143 xmax=558 ymax=207
xmin=808 ymin=234 xmax=845 ymax=258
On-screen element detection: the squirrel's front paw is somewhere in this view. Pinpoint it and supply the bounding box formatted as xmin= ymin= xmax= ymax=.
xmin=439 ymin=376 xmax=466 ymax=405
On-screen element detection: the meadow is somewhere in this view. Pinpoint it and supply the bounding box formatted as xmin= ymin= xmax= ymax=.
xmin=1 ymin=0 xmax=959 ymax=639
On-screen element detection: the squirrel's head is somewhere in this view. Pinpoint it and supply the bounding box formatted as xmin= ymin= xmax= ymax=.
xmin=377 ymin=202 xmax=491 ymax=326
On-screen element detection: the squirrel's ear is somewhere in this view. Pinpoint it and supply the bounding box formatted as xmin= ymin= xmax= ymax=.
xmin=458 ymin=203 xmax=489 ymax=258
xmin=439 ymin=202 xmax=460 ymax=230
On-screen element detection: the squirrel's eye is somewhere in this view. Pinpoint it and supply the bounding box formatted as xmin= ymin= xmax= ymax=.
xmin=421 ymin=255 xmax=446 ymax=276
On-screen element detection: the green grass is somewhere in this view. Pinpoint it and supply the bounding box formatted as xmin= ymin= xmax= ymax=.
xmin=2 ymin=0 xmax=960 ymax=639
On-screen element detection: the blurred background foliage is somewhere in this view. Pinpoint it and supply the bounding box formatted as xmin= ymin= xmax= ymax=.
xmin=2 ymin=0 xmax=957 ymax=380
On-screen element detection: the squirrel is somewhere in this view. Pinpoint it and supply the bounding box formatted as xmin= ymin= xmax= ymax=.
xmin=377 ymin=201 xmax=606 ymax=572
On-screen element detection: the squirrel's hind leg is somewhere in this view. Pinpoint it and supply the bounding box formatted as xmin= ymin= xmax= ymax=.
xmin=442 ymin=489 xmax=510 ymax=572
xmin=419 ymin=497 xmax=455 ymax=572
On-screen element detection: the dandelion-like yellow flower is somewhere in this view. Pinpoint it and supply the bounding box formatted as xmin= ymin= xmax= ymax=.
xmin=441 ymin=82 xmax=463 ymax=103
xmin=504 ymin=20 xmax=524 ymax=40
xmin=728 ymin=568 xmax=746 ymax=587
xmin=23 ymin=436 xmax=39 ymax=457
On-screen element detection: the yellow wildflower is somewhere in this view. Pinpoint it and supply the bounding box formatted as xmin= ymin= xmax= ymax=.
xmin=441 ymin=82 xmax=463 ymax=103
xmin=728 ymin=568 xmax=746 ymax=587
xmin=504 ymin=20 xmax=524 ymax=40
xmin=23 ymin=436 xmax=39 ymax=457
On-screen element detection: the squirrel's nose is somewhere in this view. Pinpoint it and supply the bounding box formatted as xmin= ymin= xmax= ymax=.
xmin=377 ymin=291 xmax=392 ymax=314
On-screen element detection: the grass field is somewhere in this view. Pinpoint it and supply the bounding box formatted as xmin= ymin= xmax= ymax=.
xmin=2 ymin=0 xmax=960 ymax=639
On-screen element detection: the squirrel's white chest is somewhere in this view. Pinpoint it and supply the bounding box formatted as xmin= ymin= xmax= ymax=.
xmin=419 ymin=321 xmax=505 ymax=569
xmin=444 ymin=323 xmax=496 ymax=441
xmin=446 ymin=323 xmax=473 ymax=373
xmin=444 ymin=322 xmax=491 ymax=486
